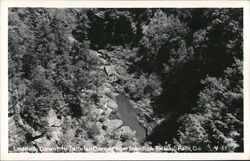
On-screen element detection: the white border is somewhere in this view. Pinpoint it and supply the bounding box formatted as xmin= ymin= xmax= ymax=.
xmin=1 ymin=0 xmax=249 ymax=160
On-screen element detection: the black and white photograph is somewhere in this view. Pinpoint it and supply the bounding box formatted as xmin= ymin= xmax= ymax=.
xmin=1 ymin=0 xmax=250 ymax=160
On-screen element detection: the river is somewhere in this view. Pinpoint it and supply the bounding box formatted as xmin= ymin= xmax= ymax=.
xmin=115 ymin=94 xmax=146 ymax=143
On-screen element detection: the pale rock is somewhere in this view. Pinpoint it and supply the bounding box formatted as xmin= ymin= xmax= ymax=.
xmin=105 ymin=107 xmax=113 ymax=116
xmin=115 ymin=141 xmax=123 ymax=148
xmin=113 ymin=141 xmax=123 ymax=152
xmin=120 ymin=126 xmax=136 ymax=140
xmin=95 ymin=122 xmax=104 ymax=129
xmin=107 ymin=98 xmax=118 ymax=109
xmin=98 ymin=109 xmax=104 ymax=115
xmin=97 ymin=49 xmax=106 ymax=55
xmin=99 ymin=65 xmax=105 ymax=70
xmin=99 ymin=96 xmax=106 ymax=106
xmin=93 ymin=135 xmax=105 ymax=144
xmin=112 ymin=93 xmax=119 ymax=97
xmin=97 ymin=85 xmax=111 ymax=95
xmin=100 ymin=59 xmax=108 ymax=65
xmin=47 ymin=109 xmax=61 ymax=127
xmin=48 ymin=127 xmax=62 ymax=142
xmin=103 ymin=86 xmax=112 ymax=95
xmin=104 ymin=65 xmax=116 ymax=76
xmin=67 ymin=35 xmax=76 ymax=43
xmin=103 ymin=82 xmax=112 ymax=88
xmin=34 ymin=136 xmax=57 ymax=151
xmin=89 ymin=50 xmax=101 ymax=57
xmin=103 ymin=119 xmax=123 ymax=133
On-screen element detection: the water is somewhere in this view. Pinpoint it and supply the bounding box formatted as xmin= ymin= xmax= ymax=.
xmin=115 ymin=94 xmax=146 ymax=143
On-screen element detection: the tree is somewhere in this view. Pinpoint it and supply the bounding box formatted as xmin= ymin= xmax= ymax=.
xmin=175 ymin=59 xmax=243 ymax=152
xmin=136 ymin=9 xmax=189 ymax=73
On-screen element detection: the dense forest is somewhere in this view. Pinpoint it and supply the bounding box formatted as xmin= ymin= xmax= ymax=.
xmin=8 ymin=8 xmax=243 ymax=152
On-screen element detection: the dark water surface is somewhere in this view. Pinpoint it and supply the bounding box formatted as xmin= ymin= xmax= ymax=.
xmin=116 ymin=94 xmax=146 ymax=143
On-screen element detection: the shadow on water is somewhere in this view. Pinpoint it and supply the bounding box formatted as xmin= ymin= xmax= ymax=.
xmin=147 ymin=60 xmax=203 ymax=146
xmin=146 ymin=117 xmax=179 ymax=146
xmin=116 ymin=94 xmax=146 ymax=143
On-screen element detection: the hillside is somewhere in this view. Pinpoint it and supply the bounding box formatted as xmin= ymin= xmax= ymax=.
xmin=8 ymin=8 xmax=243 ymax=152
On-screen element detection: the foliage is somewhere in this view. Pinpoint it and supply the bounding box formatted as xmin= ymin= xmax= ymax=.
xmin=136 ymin=9 xmax=190 ymax=73
xmin=175 ymin=59 xmax=243 ymax=152
xmin=8 ymin=8 xmax=243 ymax=152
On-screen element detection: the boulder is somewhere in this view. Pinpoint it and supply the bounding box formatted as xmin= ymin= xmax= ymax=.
xmin=93 ymin=135 xmax=105 ymax=144
xmin=89 ymin=50 xmax=102 ymax=57
xmin=97 ymin=85 xmax=112 ymax=95
xmin=97 ymin=49 xmax=107 ymax=54
xmin=103 ymin=82 xmax=112 ymax=88
xmin=94 ymin=12 xmax=105 ymax=19
xmin=107 ymin=98 xmax=118 ymax=109
xmin=119 ymin=126 xmax=136 ymax=141
xmin=103 ymin=119 xmax=123 ymax=133
xmin=104 ymin=65 xmax=116 ymax=76
xmin=103 ymin=87 xmax=112 ymax=95
xmin=97 ymin=109 xmax=104 ymax=115
xmin=100 ymin=59 xmax=109 ymax=65
xmin=47 ymin=109 xmax=61 ymax=127
xmin=99 ymin=65 xmax=105 ymax=70
xmin=67 ymin=36 xmax=76 ymax=43
xmin=47 ymin=127 xmax=62 ymax=142
xmin=105 ymin=107 xmax=113 ymax=116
